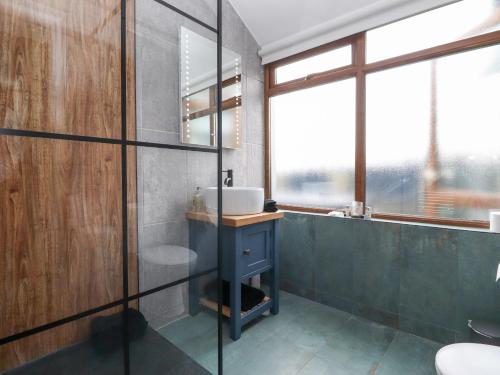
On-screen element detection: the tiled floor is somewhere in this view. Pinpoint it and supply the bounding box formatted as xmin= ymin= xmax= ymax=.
xmin=160 ymin=290 xmax=442 ymax=375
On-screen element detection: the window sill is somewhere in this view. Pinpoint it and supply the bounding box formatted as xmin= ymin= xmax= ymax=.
xmin=278 ymin=205 xmax=494 ymax=233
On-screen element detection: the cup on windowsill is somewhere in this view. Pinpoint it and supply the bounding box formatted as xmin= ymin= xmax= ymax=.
xmin=364 ymin=206 xmax=372 ymax=219
xmin=490 ymin=210 xmax=500 ymax=233
xmin=351 ymin=201 xmax=364 ymax=218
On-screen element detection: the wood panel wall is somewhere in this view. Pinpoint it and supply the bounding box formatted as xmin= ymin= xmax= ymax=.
xmin=0 ymin=0 xmax=137 ymax=371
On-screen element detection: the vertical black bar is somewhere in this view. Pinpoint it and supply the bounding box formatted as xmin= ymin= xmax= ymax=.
xmin=120 ymin=0 xmax=130 ymax=374
xmin=0 ymin=1 xmax=222 ymax=371
xmin=216 ymin=0 xmax=223 ymax=374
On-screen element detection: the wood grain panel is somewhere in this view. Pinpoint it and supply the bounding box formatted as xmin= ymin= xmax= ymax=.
xmin=0 ymin=137 xmax=123 ymax=370
xmin=0 ymin=306 xmax=123 ymax=372
xmin=186 ymin=211 xmax=284 ymax=228
xmin=0 ymin=0 xmax=122 ymax=138
xmin=0 ymin=0 xmax=138 ymax=371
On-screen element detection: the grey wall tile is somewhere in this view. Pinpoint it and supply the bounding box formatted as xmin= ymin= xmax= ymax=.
xmin=140 ymin=285 xmax=189 ymax=329
xmin=456 ymin=230 xmax=500 ymax=333
xmin=158 ymin=0 xmax=217 ymax=29
xmin=221 ymin=1 xmax=246 ymax=72
xmin=135 ymin=0 xmax=264 ymax=329
xmin=138 ymin=220 xmax=189 ymax=250
xmin=353 ymin=220 xmax=400 ymax=314
xmin=138 ymin=243 xmax=193 ymax=293
xmin=280 ymin=213 xmax=316 ymax=292
xmin=136 ymin=36 xmax=179 ymax=133
xmin=246 ymin=78 xmax=264 ymax=146
xmin=399 ymin=225 xmax=459 ymax=329
xmin=142 ymin=148 xmax=188 ymax=224
xmin=141 ymin=129 xmax=182 ymax=145
xmin=136 ymin=0 xmax=263 ymax=178
xmin=245 ymin=32 xmax=264 ymax=82
xmin=136 ymin=0 xmax=184 ymax=46
xmin=136 ymin=0 xmax=217 ymax=43
xmin=222 ymin=146 xmax=247 ymax=187
xmin=186 ymin=151 xmax=218 ymax=197
xmin=246 ymin=143 xmax=264 ymax=187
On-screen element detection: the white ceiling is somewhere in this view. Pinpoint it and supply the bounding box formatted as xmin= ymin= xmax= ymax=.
xmin=229 ymin=0 xmax=373 ymax=46
xmin=229 ymin=0 xmax=456 ymax=64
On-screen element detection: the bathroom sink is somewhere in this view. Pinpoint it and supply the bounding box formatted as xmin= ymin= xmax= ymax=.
xmin=204 ymin=187 xmax=264 ymax=215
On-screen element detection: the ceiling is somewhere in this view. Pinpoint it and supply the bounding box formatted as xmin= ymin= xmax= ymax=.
xmin=229 ymin=0 xmax=456 ymax=64
xmin=229 ymin=0 xmax=373 ymax=47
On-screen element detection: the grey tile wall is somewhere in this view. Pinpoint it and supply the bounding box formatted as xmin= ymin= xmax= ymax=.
xmin=135 ymin=0 xmax=264 ymax=328
xmin=279 ymin=212 xmax=500 ymax=344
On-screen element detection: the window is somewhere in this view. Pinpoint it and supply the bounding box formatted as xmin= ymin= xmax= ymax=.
xmin=265 ymin=0 xmax=500 ymax=227
xmin=270 ymin=79 xmax=356 ymax=208
xmin=366 ymin=45 xmax=500 ymax=221
xmin=367 ymin=0 xmax=500 ymax=62
xmin=181 ymin=76 xmax=242 ymax=148
xmin=275 ymin=45 xmax=352 ymax=84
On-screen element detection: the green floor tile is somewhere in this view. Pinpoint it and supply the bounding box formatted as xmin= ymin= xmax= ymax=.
xmin=375 ymin=331 xmax=442 ymax=375
xmin=160 ymin=291 xmax=441 ymax=375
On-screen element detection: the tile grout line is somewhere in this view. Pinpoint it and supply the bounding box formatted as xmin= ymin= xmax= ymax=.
xmin=370 ymin=330 xmax=399 ymax=374
xmin=294 ymin=352 xmax=316 ymax=375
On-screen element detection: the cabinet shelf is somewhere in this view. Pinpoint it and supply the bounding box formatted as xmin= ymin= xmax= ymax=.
xmin=199 ymin=296 xmax=271 ymax=319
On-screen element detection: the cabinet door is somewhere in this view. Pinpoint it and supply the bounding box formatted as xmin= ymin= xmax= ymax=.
xmin=240 ymin=222 xmax=272 ymax=278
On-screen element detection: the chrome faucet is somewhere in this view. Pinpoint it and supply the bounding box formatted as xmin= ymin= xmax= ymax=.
xmin=223 ymin=169 xmax=233 ymax=187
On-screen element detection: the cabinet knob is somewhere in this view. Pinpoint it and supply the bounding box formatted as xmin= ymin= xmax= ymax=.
xmin=243 ymin=248 xmax=251 ymax=256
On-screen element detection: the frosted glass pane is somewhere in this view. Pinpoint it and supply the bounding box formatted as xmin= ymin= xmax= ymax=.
xmin=367 ymin=0 xmax=500 ymax=62
xmin=275 ymin=45 xmax=352 ymax=84
xmin=222 ymin=80 xmax=242 ymax=101
xmin=182 ymin=116 xmax=211 ymax=145
xmin=182 ymin=89 xmax=210 ymax=117
xmin=220 ymin=107 xmax=241 ymax=149
xmin=271 ymin=78 xmax=356 ymax=208
xmin=366 ymin=44 xmax=500 ymax=221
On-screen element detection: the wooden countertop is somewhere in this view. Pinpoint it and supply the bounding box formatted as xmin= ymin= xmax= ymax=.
xmin=186 ymin=211 xmax=284 ymax=228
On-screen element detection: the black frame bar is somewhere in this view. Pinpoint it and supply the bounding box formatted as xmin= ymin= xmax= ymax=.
xmin=152 ymin=0 xmax=218 ymax=33
xmin=0 ymin=128 xmax=219 ymax=153
xmin=0 ymin=0 xmax=224 ymax=373
xmin=0 ymin=268 xmax=217 ymax=347
xmin=120 ymin=0 xmax=131 ymax=372
xmin=216 ymin=1 xmax=224 ymax=374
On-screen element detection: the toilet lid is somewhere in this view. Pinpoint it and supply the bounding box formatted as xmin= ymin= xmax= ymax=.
xmin=436 ymin=343 xmax=500 ymax=375
xmin=141 ymin=245 xmax=197 ymax=266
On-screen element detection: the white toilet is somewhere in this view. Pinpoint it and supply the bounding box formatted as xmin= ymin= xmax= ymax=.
xmin=435 ymin=343 xmax=500 ymax=375
xmin=140 ymin=245 xmax=198 ymax=327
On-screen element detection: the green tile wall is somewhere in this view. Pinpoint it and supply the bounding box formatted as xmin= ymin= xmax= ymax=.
xmin=278 ymin=212 xmax=500 ymax=343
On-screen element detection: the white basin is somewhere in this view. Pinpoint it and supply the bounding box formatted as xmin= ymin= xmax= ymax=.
xmin=204 ymin=187 xmax=264 ymax=215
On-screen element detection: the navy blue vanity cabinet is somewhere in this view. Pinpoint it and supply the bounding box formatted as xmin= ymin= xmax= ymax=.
xmin=187 ymin=212 xmax=283 ymax=340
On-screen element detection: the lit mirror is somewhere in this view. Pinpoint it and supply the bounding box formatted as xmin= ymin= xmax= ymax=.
xmin=180 ymin=27 xmax=242 ymax=149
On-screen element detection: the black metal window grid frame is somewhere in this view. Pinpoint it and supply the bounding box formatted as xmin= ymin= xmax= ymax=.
xmin=0 ymin=0 xmax=224 ymax=373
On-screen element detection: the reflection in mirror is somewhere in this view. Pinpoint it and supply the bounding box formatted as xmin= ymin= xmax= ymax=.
xmin=180 ymin=27 xmax=242 ymax=149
